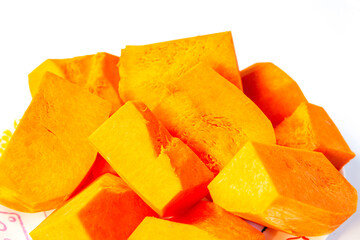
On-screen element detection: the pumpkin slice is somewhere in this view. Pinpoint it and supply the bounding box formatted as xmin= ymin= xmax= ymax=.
xmin=240 ymin=63 xmax=307 ymax=126
xmin=173 ymin=201 xmax=264 ymax=240
xmin=29 ymin=52 xmax=122 ymax=114
xmin=129 ymin=217 xmax=219 ymax=240
xmin=0 ymin=73 xmax=112 ymax=212
xmin=275 ymin=102 xmax=355 ymax=170
xmin=208 ymin=141 xmax=357 ymax=236
xmin=30 ymin=174 xmax=156 ymax=240
xmin=152 ymin=63 xmax=275 ymax=174
xmin=119 ymin=31 xmax=241 ymax=110
xmin=89 ymin=101 xmax=213 ymax=217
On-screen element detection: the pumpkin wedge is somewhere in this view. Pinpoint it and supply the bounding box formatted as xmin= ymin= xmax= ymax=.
xmin=89 ymin=101 xmax=213 ymax=217
xmin=208 ymin=141 xmax=357 ymax=236
xmin=119 ymin=31 xmax=242 ymax=111
xmin=173 ymin=201 xmax=265 ymax=240
xmin=29 ymin=52 xmax=122 ymax=114
xmin=129 ymin=217 xmax=220 ymax=240
xmin=30 ymin=174 xmax=156 ymax=240
xmin=0 ymin=72 xmax=112 ymax=212
xmin=275 ymin=102 xmax=355 ymax=170
xmin=152 ymin=63 xmax=275 ymax=174
xmin=240 ymin=63 xmax=307 ymax=126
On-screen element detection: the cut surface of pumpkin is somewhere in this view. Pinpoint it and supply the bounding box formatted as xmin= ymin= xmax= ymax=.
xmin=241 ymin=62 xmax=307 ymax=126
xmin=29 ymin=52 xmax=122 ymax=114
xmin=0 ymin=72 xmax=112 ymax=212
xmin=173 ymin=201 xmax=265 ymax=240
xmin=275 ymin=102 xmax=355 ymax=170
xmin=119 ymin=31 xmax=242 ymax=111
xmin=208 ymin=141 xmax=357 ymax=236
xmin=129 ymin=217 xmax=220 ymax=240
xmin=30 ymin=174 xmax=156 ymax=240
xmin=89 ymin=101 xmax=213 ymax=217
xmin=152 ymin=63 xmax=275 ymax=173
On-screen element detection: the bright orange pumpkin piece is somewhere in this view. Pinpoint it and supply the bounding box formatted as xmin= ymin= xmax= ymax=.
xmin=89 ymin=101 xmax=213 ymax=217
xmin=129 ymin=217 xmax=220 ymax=240
xmin=119 ymin=31 xmax=242 ymax=110
xmin=152 ymin=63 xmax=275 ymax=174
xmin=29 ymin=52 xmax=122 ymax=114
xmin=208 ymin=141 xmax=357 ymax=236
xmin=173 ymin=201 xmax=265 ymax=240
xmin=30 ymin=174 xmax=156 ymax=240
xmin=241 ymin=63 xmax=308 ymax=126
xmin=0 ymin=72 xmax=111 ymax=212
xmin=275 ymin=102 xmax=355 ymax=170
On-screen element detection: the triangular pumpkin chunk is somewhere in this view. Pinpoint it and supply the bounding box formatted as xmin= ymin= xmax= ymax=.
xmin=0 ymin=73 xmax=111 ymax=212
xmin=29 ymin=52 xmax=122 ymax=114
xmin=209 ymin=141 xmax=357 ymax=236
xmin=89 ymin=101 xmax=213 ymax=217
xmin=275 ymin=102 xmax=355 ymax=170
xmin=31 ymin=174 xmax=156 ymax=240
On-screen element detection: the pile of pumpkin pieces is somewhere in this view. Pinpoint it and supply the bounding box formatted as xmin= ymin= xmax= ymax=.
xmin=0 ymin=32 xmax=357 ymax=240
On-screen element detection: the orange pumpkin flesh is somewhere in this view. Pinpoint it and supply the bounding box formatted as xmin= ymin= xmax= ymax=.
xmin=0 ymin=32 xmax=355 ymax=238
xmin=173 ymin=201 xmax=265 ymax=240
xmin=208 ymin=141 xmax=357 ymax=236
xmin=152 ymin=63 xmax=275 ymax=174
xmin=275 ymin=102 xmax=355 ymax=170
xmin=241 ymin=62 xmax=308 ymax=126
xmin=28 ymin=52 xmax=122 ymax=191
xmin=0 ymin=72 xmax=112 ymax=212
xmin=30 ymin=174 xmax=156 ymax=240
xmin=29 ymin=52 xmax=122 ymax=115
xmin=129 ymin=217 xmax=220 ymax=240
xmin=89 ymin=101 xmax=213 ymax=217
xmin=118 ymin=31 xmax=242 ymax=111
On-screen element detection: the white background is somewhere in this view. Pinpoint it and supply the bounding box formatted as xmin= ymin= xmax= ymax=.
xmin=0 ymin=0 xmax=359 ymax=239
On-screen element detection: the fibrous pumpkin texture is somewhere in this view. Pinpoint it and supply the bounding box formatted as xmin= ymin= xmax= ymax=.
xmin=0 ymin=72 xmax=112 ymax=212
xmin=119 ymin=31 xmax=242 ymax=111
xmin=30 ymin=174 xmax=156 ymax=240
xmin=241 ymin=62 xmax=307 ymax=126
xmin=89 ymin=101 xmax=213 ymax=217
xmin=29 ymin=52 xmax=122 ymax=114
xmin=208 ymin=141 xmax=357 ymax=236
xmin=152 ymin=63 xmax=275 ymax=174
xmin=275 ymin=102 xmax=355 ymax=170
xmin=173 ymin=201 xmax=265 ymax=240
